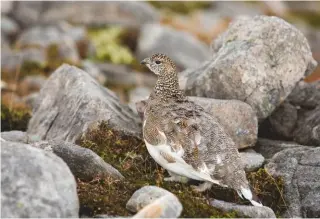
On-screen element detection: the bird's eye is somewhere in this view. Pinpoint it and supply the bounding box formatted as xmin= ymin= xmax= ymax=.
xmin=155 ymin=60 xmax=161 ymax=64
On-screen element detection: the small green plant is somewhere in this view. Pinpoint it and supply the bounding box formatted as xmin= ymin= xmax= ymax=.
xmin=88 ymin=27 xmax=135 ymax=65
xmin=1 ymin=103 xmax=31 ymax=132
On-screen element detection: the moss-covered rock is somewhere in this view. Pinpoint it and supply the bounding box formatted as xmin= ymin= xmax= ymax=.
xmin=1 ymin=103 xmax=31 ymax=132
xmin=77 ymin=121 xmax=285 ymax=217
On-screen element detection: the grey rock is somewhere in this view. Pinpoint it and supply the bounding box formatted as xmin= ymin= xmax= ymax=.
xmin=27 ymin=64 xmax=141 ymax=142
xmin=16 ymin=24 xmax=80 ymax=64
xmin=33 ymin=140 xmax=124 ymax=181
xmin=97 ymin=63 xmax=156 ymax=88
xmin=81 ymin=60 xmax=107 ymax=85
xmin=23 ymin=92 xmax=40 ymax=110
xmin=19 ymin=75 xmax=47 ymax=95
xmin=1 ymin=131 xmax=28 ymax=143
xmin=136 ymin=97 xmax=258 ymax=149
xmin=1 ymin=141 xmax=79 ymax=217
xmin=266 ymin=146 xmax=320 ymax=217
xmin=1 ymin=16 xmax=19 ymax=37
xmin=211 ymin=1 xmax=264 ymax=18
xmin=255 ymin=138 xmax=307 ymax=160
xmin=240 ymin=149 xmax=265 ymax=172
xmin=137 ymin=23 xmax=210 ymax=70
xmin=132 ymin=194 xmax=182 ymax=218
xmin=128 ymin=87 xmax=151 ymax=113
xmin=41 ymin=1 xmax=159 ymax=28
xmin=1 ymin=48 xmax=46 ymax=75
xmin=293 ymin=105 xmax=320 ymax=146
xmin=288 ymin=80 xmax=320 ymax=108
xmin=1 ymin=1 xmax=13 ymax=14
xmin=268 ymin=101 xmax=298 ymax=139
xmin=10 ymin=1 xmax=45 ymax=27
xmin=180 ymin=15 xmax=317 ymax=120
xmin=210 ymin=199 xmax=276 ymax=218
xmin=126 ymin=186 xmax=174 ymax=213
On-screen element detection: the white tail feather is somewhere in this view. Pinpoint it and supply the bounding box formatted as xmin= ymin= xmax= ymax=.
xmin=240 ymin=187 xmax=263 ymax=207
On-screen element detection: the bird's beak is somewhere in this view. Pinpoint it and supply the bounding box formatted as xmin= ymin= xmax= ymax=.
xmin=140 ymin=58 xmax=148 ymax=65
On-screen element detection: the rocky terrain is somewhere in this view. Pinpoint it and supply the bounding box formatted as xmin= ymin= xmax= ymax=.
xmin=1 ymin=1 xmax=320 ymax=218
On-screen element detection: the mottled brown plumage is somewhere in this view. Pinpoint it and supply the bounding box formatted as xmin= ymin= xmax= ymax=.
xmin=141 ymin=53 xmax=262 ymax=206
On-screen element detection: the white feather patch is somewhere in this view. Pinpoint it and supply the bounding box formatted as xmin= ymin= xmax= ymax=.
xmin=240 ymin=186 xmax=263 ymax=207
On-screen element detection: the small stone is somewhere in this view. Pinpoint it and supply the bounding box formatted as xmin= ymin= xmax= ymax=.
xmin=33 ymin=140 xmax=124 ymax=181
xmin=1 ymin=16 xmax=19 ymax=37
xmin=1 ymin=141 xmax=79 ymax=217
xmin=132 ymin=194 xmax=182 ymax=218
xmin=137 ymin=23 xmax=210 ymax=70
xmin=210 ymin=199 xmax=276 ymax=218
xmin=126 ymin=186 xmax=174 ymax=213
xmin=240 ymin=149 xmax=265 ymax=172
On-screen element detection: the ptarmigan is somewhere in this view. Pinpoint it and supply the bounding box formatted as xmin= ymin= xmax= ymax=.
xmin=141 ymin=53 xmax=262 ymax=206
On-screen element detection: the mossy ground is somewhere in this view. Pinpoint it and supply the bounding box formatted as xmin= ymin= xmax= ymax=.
xmin=77 ymin=121 xmax=286 ymax=218
xmin=1 ymin=103 xmax=31 ymax=132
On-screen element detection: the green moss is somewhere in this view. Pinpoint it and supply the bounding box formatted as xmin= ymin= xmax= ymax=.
xmin=288 ymin=10 xmax=320 ymax=28
xmin=77 ymin=121 xmax=285 ymax=217
xmin=1 ymin=103 xmax=31 ymax=132
xmin=149 ymin=1 xmax=211 ymax=14
xmin=88 ymin=27 xmax=135 ymax=65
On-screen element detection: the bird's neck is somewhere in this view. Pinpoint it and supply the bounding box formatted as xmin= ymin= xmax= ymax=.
xmin=154 ymin=70 xmax=184 ymax=100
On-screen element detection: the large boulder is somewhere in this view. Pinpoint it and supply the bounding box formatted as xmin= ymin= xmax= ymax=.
xmin=33 ymin=140 xmax=124 ymax=181
xmin=179 ymin=15 xmax=317 ymax=120
xmin=137 ymin=23 xmax=210 ymax=70
xmin=1 ymin=141 xmax=79 ymax=217
xmin=27 ymin=64 xmax=141 ymax=142
xmin=266 ymin=147 xmax=320 ymax=217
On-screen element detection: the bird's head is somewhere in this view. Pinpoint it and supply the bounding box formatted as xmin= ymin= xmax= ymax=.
xmin=140 ymin=53 xmax=176 ymax=76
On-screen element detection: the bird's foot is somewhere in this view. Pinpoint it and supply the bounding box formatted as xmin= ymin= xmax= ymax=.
xmin=191 ymin=182 xmax=213 ymax=192
xmin=164 ymin=175 xmax=188 ymax=183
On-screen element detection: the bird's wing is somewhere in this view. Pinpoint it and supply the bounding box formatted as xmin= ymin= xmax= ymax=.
xmin=157 ymin=100 xmax=244 ymax=182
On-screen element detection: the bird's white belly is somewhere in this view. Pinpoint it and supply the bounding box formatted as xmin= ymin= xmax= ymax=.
xmin=145 ymin=141 xmax=215 ymax=182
